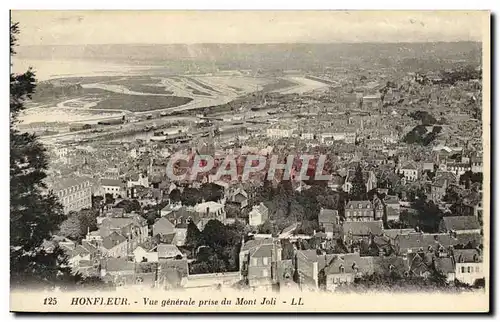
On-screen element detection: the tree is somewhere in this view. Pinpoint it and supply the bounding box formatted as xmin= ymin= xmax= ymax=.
xmin=76 ymin=208 xmax=98 ymax=240
xmin=59 ymin=213 xmax=81 ymax=241
xmin=202 ymin=220 xmax=228 ymax=249
xmin=115 ymin=199 xmax=141 ymax=213
xmin=258 ymin=220 xmax=273 ymax=234
xmin=10 ymin=22 xmax=79 ymax=289
xmin=185 ymin=221 xmax=203 ymax=255
xmin=350 ymin=165 xmax=367 ymax=201
xmin=169 ymin=189 xmax=181 ymax=203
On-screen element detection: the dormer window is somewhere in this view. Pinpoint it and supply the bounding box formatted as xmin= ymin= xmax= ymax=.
xmin=389 ymin=264 xmax=395 ymax=272
xmin=339 ymin=265 xmax=345 ymax=273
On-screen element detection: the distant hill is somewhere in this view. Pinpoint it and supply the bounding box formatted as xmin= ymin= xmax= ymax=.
xmin=16 ymin=42 xmax=482 ymax=72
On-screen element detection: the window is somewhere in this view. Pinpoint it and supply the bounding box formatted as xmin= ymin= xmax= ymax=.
xmin=475 ymin=267 xmax=479 ymax=273
xmin=262 ymin=269 xmax=268 ymax=277
xmin=339 ymin=265 xmax=345 ymax=273
xmin=461 ymin=267 xmax=465 ymax=273
xmin=263 ymin=257 xmax=269 ymax=265
xmin=252 ymin=258 xmax=257 ymax=266
xmin=467 ymin=267 xmax=471 ymax=273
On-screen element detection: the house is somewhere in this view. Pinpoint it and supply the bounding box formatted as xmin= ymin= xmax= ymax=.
xmin=434 ymin=257 xmax=456 ymax=283
xmin=383 ymin=195 xmax=400 ymax=222
xmin=157 ymin=259 xmax=189 ymax=289
xmin=152 ymin=217 xmax=176 ymax=240
xmin=324 ymin=252 xmax=372 ymax=291
xmin=345 ymin=200 xmax=381 ymax=222
xmin=343 ymin=169 xmax=377 ymax=193
xmin=342 ymin=221 xmax=384 ymax=243
xmin=127 ymin=173 xmax=149 ymax=188
xmin=266 ymin=127 xmax=294 ymax=139
xmin=248 ymin=203 xmax=269 ymax=227
xmin=362 ymin=94 xmax=381 ymax=109
xmin=404 ymin=251 xmax=455 ymax=282
xmin=100 ymin=178 xmax=125 ymax=198
xmin=163 ymin=208 xmax=203 ymax=246
xmin=239 ymin=238 xmax=282 ymax=288
xmin=157 ymin=244 xmax=183 ymax=260
xmin=100 ymin=258 xmax=136 ymax=279
xmin=246 ymin=240 xmax=282 ymax=288
xmin=64 ymin=245 xmax=92 ymax=268
xmin=100 ymin=232 xmax=128 ymax=258
xmin=383 ymin=228 xmax=416 ymax=241
xmin=471 ymin=156 xmax=483 ymax=173
xmin=405 ymin=252 xmax=434 ymax=279
xmin=318 ymin=208 xmax=340 ymax=239
xmin=394 ymin=233 xmax=455 ymax=257
xmin=439 ymin=216 xmax=481 ymax=235
xmin=160 ymin=200 xmax=183 ymax=217
xmin=430 ymin=177 xmax=449 ymax=202
xmin=132 ymin=245 xmax=159 ymax=263
xmin=422 ymin=161 xmax=435 ymax=172
xmin=453 ymin=249 xmax=483 ymax=285
xmin=295 ymin=250 xmax=336 ymax=289
xmin=327 ymin=173 xmax=345 ymax=191
xmin=227 ymin=187 xmax=249 ymax=209
xmin=400 ymin=162 xmax=418 ymax=182
xmin=446 ymin=162 xmax=471 ymax=177
xmin=192 ymin=201 xmax=226 ymax=228
xmin=99 ymin=215 xmax=149 ymax=250
xmin=50 ymin=177 xmax=93 ymax=213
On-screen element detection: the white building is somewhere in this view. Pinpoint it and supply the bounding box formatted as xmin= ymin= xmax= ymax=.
xmin=400 ymin=162 xmax=418 ymax=182
xmin=248 ymin=203 xmax=269 ymax=227
xmin=100 ymin=178 xmax=125 ymax=198
xmin=266 ymin=127 xmax=294 ymax=139
xmin=453 ymin=249 xmax=483 ymax=285
xmin=51 ymin=177 xmax=93 ymax=213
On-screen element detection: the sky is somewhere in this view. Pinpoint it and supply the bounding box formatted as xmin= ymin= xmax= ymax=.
xmin=11 ymin=10 xmax=485 ymax=46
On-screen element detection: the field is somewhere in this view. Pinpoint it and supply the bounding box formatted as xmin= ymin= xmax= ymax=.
xmin=261 ymin=78 xmax=298 ymax=92
xmin=91 ymin=92 xmax=193 ymax=112
xmin=24 ymin=74 xmax=307 ymax=122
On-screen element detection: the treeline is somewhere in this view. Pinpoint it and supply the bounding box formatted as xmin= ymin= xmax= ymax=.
xmin=403 ymin=125 xmax=442 ymax=146
xmin=186 ymin=220 xmax=243 ymax=274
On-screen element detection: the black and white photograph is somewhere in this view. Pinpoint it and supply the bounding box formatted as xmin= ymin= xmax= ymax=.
xmin=9 ymin=10 xmax=490 ymax=313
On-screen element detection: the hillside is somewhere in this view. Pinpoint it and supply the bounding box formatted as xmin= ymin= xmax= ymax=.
xmin=16 ymin=42 xmax=482 ymax=72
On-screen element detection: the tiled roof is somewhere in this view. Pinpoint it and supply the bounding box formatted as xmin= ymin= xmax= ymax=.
xmin=434 ymin=257 xmax=455 ymax=274
xmin=453 ymin=249 xmax=482 ymax=263
xmin=102 ymin=232 xmax=127 ymax=250
xmin=153 ymin=217 xmax=176 ymax=235
xmin=101 ymin=258 xmax=135 ymax=272
xmin=50 ymin=176 xmax=92 ymax=192
xmin=240 ymin=238 xmax=272 ymax=253
xmin=101 ymin=178 xmax=124 ymax=187
xmin=441 ymin=216 xmax=480 ymax=231
xmin=343 ymin=221 xmax=383 ymax=236
xmin=157 ymin=244 xmax=183 ymax=259
xmin=395 ymin=233 xmax=454 ymax=253
xmin=324 ymin=253 xmax=373 ymax=275
xmin=383 ymin=229 xmax=416 ymax=240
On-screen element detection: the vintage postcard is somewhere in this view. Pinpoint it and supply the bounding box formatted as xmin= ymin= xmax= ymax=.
xmin=9 ymin=10 xmax=490 ymax=313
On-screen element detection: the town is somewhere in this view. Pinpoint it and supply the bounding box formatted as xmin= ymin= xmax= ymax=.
xmin=33 ymin=62 xmax=485 ymax=294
